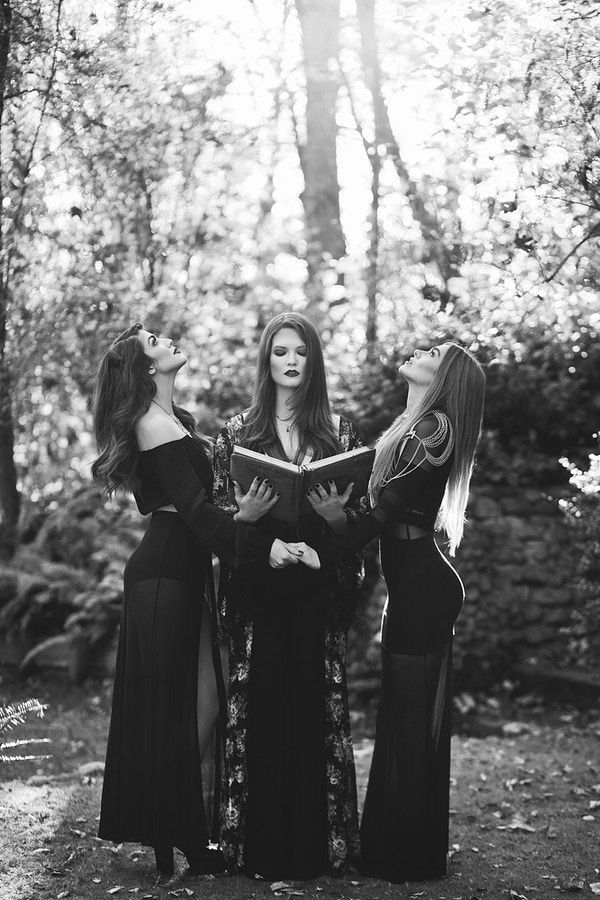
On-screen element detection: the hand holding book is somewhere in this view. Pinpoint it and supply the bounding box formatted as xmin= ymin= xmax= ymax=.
xmin=233 ymin=475 xmax=280 ymax=523
xmin=230 ymin=445 xmax=375 ymax=524
xmin=306 ymin=479 xmax=354 ymax=531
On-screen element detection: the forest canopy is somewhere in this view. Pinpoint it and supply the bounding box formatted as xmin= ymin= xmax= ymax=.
xmin=0 ymin=0 xmax=599 ymax=555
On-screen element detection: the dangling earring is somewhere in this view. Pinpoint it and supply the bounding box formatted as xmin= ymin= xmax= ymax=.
xmin=148 ymin=367 xmax=156 ymax=375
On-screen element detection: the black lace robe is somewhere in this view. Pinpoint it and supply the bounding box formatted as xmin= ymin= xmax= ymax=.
xmin=213 ymin=413 xmax=367 ymax=874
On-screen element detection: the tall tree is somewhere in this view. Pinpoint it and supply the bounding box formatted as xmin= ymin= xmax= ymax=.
xmin=354 ymin=0 xmax=462 ymax=311
xmin=295 ymin=0 xmax=345 ymax=330
xmin=0 ymin=0 xmax=17 ymax=558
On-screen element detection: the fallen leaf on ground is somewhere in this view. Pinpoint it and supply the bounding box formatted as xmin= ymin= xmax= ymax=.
xmin=502 ymin=722 xmax=531 ymax=736
xmin=589 ymin=883 xmax=600 ymax=894
xmin=509 ymin=891 xmax=529 ymax=899
xmin=108 ymin=888 xmax=124 ymax=895
xmin=497 ymin=816 xmax=536 ymax=833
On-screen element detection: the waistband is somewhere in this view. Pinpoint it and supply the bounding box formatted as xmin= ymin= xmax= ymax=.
xmin=387 ymin=522 xmax=433 ymax=540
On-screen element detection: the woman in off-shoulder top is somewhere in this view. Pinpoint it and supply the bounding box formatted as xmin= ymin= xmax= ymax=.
xmin=91 ymin=323 xmax=303 ymax=882
xmin=296 ymin=341 xmax=486 ymax=883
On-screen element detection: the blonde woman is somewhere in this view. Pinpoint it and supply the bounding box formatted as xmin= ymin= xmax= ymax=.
xmin=297 ymin=342 xmax=485 ymax=882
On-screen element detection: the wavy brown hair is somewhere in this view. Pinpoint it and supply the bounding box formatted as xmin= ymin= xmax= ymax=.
xmin=241 ymin=312 xmax=340 ymax=462
xmin=91 ymin=323 xmax=206 ymax=495
xmin=370 ymin=342 xmax=485 ymax=554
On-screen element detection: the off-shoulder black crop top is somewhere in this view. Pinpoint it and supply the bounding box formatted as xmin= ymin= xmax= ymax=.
xmin=134 ymin=434 xmax=213 ymax=515
xmin=133 ymin=435 xmax=272 ymax=566
xmin=327 ymin=411 xmax=454 ymax=553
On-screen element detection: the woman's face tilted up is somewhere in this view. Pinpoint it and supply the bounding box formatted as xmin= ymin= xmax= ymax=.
xmin=399 ymin=343 xmax=451 ymax=388
xmin=136 ymin=329 xmax=187 ymax=376
xmin=269 ymin=327 xmax=307 ymax=390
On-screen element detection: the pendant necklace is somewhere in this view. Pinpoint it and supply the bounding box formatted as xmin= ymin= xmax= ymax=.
xmin=152 ymin=399 xmax=192 ymax=436
xmin=276 ymin=412 xmax=295 ymax=434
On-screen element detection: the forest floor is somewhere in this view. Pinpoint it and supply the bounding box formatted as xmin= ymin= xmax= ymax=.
xmin=1 ymin=668 xmax=600 ymax=900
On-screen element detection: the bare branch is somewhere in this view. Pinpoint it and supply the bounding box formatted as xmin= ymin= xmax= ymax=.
xmin=543 ymin=220 xmax=600 ymax=283
xmin=10 ymin=0 xmax=64 ymax=252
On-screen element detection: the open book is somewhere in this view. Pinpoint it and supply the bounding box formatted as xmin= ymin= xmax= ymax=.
xmin=230 ymin=445 xmax=375 ymax=523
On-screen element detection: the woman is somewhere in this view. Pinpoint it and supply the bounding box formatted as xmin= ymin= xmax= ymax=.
xmin=92 ymin=323 xmax=300 ymax=881
xmin=297 ymin=341 xmax=485 ymax=882
xmin=213 ymin=312 xmax=367 ymax=880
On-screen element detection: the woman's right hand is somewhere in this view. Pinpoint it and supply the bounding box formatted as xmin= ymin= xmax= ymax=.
xmin=269 ymin=538 xmax=303 ymax=569
xmin=234 ymin=477 xmax=280 ymax=523
xmin=286 ymin=541 xmax=321 ymax=570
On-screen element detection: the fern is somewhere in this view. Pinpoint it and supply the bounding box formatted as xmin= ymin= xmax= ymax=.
xmin=0 ymin=699 xmax=52 ymax=764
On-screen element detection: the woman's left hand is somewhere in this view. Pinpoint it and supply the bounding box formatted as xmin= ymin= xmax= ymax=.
xmin=286 ymin=541 xmax=321 ymax=570
xmin=306 ymin=480 xmax=353 ymax=526
xmin=234 ymin=477 xmax=279 ymax=522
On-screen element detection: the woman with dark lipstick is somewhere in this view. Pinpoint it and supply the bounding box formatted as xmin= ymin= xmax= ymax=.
xmin=92 ymin=324 xmax=301 ymax=881
xmin=213 ymin=312 xmax=367 ymax=880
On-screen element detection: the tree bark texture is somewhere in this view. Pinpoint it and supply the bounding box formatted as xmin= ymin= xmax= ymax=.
xmin=295 ymin=0 xmax=345 ymax=331
xmin=0 ymin=0 xmax=19 ymax=559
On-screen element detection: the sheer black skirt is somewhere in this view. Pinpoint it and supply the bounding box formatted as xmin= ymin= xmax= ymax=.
xmin=99 ymin=511 xmax=214 ymax=851
xmin=360 ymin=534 xmax=464 ymax=882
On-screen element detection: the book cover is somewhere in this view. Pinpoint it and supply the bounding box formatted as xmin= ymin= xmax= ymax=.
xmin=230 ymin=445 xmax=375 ymax=523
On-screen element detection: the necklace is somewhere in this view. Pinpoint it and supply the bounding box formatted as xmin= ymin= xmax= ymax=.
xmin=152 ymin=399 xmax=192 ymax=436
xmin=275 ymin=412 xmax=295 ymax=434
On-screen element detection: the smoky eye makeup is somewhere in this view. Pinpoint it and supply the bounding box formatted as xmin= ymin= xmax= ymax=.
xmin=273 ymin=346 xmax=307 ymax=356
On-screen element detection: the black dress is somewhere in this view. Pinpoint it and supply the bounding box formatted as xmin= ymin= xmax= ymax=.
xmin=213 ymin=414 xmax=366 ymax=879
xmin=98 ymin=435 xmax=271 ymax=855
xmin=326 ymin=411 xmax=464 ymax=882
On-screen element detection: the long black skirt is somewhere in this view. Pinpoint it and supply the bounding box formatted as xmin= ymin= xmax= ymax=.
xmin=99 ymin=511 xmax=215 ymax=851
xmin=360 ymin=533 xmax=464 ymax=882
xmin=242 ymin=563 xmax=329 ymax=881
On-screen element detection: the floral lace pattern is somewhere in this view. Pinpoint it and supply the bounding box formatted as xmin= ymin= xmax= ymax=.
xmin=213 ymin=413 xmax=368 ymax=873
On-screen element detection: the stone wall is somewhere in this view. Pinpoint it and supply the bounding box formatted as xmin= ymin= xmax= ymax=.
xmin=347 ymin=483 xmax=579 ymax=690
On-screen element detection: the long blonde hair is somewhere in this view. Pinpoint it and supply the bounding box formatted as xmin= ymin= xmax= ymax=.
xmin=370 ymin=343 xmax=485 ymax=554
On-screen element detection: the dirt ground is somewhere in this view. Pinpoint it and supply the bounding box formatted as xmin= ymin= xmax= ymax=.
xmin=1 ymin=668 xmax=600 ymax=900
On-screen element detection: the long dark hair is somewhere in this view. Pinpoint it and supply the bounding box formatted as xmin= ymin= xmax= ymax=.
xmin=242 ymin=312 xmax=340 ymax=462
xmin=371 ymin=343 xmax=485 ymax=554
xmin=91 ymin=323 xmax=205 ymax=496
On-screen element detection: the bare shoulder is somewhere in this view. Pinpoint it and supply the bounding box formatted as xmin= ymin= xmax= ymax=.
xmin=136 ymin=410 xmax=185 ymax=451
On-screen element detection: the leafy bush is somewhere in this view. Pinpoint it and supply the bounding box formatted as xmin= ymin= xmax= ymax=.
xmin=338 ymin=318 xmax=600 ymax=488
xmin=0 ymin=486 xmax=141 ymax=656
xmin=557 ymin=451 xmax=600 ymax=667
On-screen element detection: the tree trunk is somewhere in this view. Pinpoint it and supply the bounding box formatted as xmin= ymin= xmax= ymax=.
xmin=365 ymin=148 xmax=380 ymax=349
xmin=356 ymin=0 xmax=461 ymax=309
xmin=295 ymin=0 xmax=345 ymax=331
xmin=0 ymin=0 xmax=19 ymax=559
